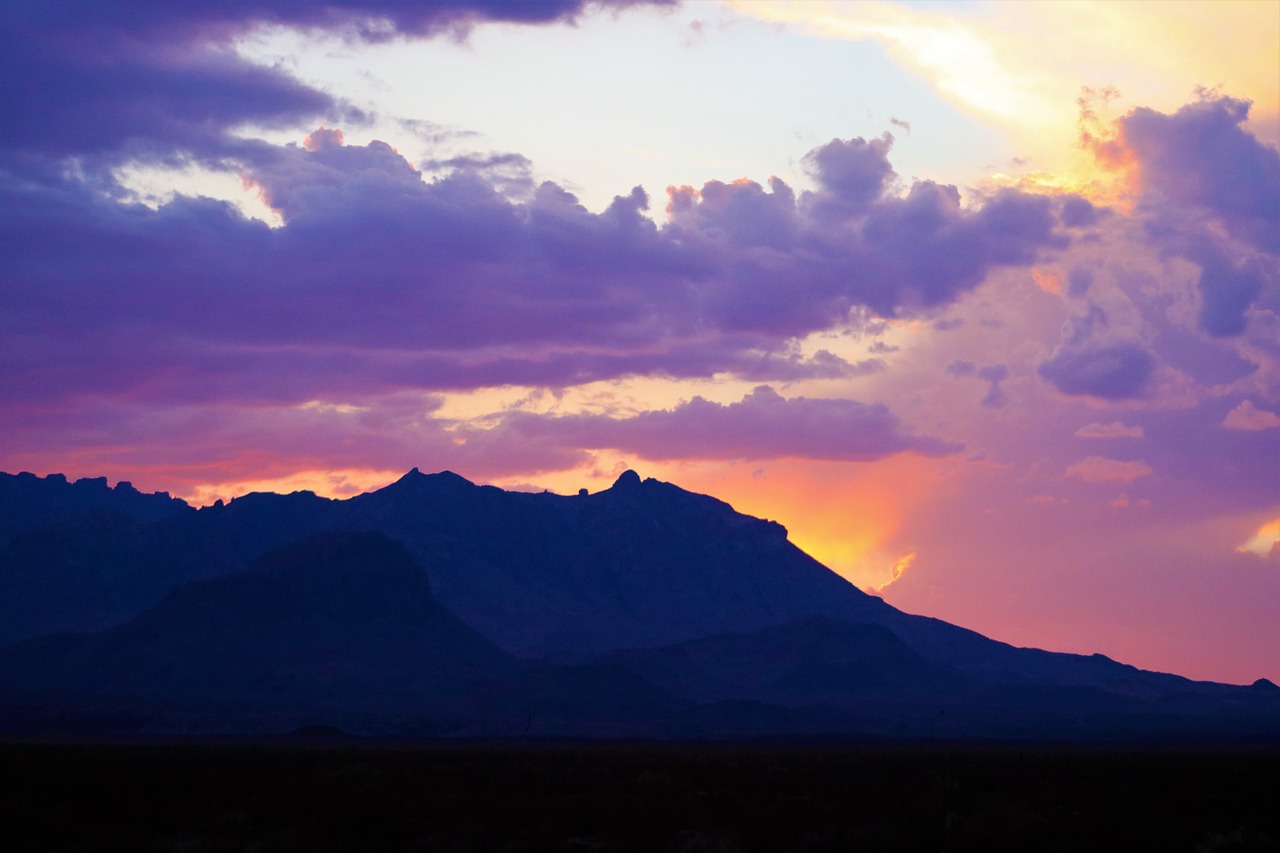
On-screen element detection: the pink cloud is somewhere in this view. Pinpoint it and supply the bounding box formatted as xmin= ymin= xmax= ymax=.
xmin=1075 ymin=421 xmax=1145 ymax=439
xmin=1065 ymin=456 xmax=1153 ymax=484
xmin=1222 ymin=400 xmax=1280 ymax=431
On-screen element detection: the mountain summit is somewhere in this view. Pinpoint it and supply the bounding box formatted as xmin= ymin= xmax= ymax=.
xmin=0 ymin=469 xmax=1277 ymax=741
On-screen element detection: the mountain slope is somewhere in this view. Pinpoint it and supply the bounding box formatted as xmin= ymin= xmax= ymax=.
xmin=341 ymin=468 xmax=888 ymax=659
xmin=0 ymin=468 xmax=1277 ymax=740
xmin=0 ymin=531 xmax=521 ymax=734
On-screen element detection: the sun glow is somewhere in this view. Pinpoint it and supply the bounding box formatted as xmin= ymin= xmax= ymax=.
xmin=871 ymin=549 xmax=917 ymax=594
xmin=1238 ymin=518 xmax=1280 ymax=558
xmin=183 ymin=468 xmax=403 ymax=507
xmin=729 ymin=0 xmax=1278 ymax=206
xmin=112 ymin=161 xmax=285 ymax=227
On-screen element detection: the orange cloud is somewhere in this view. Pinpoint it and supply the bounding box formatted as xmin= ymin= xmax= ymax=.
xmin=1031 ymin=268 xmax=1062 ymax=295
xmin=870 ymin=549 xmax=917 ymax=594
xmin=1237 ymin=518 xmax=1280 ymax=557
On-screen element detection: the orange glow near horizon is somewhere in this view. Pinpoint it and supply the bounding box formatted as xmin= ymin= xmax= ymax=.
xmin=872 ymin=549 xmax=917 ymax=594
xmin=625 ymin=454 xmax=953 ymax=591
xmin=1238 ymin=517 xmax=1280 ymax=557
xmin=123 ymin=450 xmax=955 ymax=592
xmin=180 ymin=468 xmax=403 ymax=506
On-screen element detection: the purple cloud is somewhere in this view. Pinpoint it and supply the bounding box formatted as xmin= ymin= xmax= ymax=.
xmin=977 ymin=363 xmax=1009 ymax=407
xmin=1 ymin=119 xmax=1073 ymax=415
xmin=1075 ymin=422 xmax=1144 ymax=439
xmin=945 ymin=360 xmax=1009 ymax=406
xmin=1059 ymin=195 xmax=1100 ymax=229
xmin=474 ymin=386 xmax=963 ymax=463
xmin=1114 ymin=95 xmax=1280 ymax=338
xmin=1066 ymin=267 xmax=1094 ymax=298
xmin=1122 ymin=95 xmax=1280 ymax=252
xmin=800 ymin=133 xmax=897 ymax=219
xmin=1038 ymin=342 xmax=1155 ymax=400
xmin=1 ymin=1 xmax=670 ymax=175
xmin=1192 ymin=252 xmax=1269 ymax=338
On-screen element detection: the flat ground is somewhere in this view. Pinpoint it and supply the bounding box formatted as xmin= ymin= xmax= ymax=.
xmin=2 ymin=740 xmax=1276 ymax=851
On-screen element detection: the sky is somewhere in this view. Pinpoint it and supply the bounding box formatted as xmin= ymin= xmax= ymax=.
xmin=2 ymin=0 xmax=1278 ymax=684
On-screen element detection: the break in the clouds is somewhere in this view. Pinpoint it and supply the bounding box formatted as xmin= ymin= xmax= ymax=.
xmin=476 ymin=386 xmax=962 ymax=463
xmin=0 ymin=1 xmax=672 ymax=167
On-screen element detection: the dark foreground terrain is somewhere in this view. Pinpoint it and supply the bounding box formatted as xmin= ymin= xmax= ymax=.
xmin=3 ymin=740 xmax=1276 ymax=851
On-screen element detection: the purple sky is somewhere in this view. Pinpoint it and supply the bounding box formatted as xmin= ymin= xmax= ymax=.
xmin=2 ymin=0 xmax=1277 ymax=684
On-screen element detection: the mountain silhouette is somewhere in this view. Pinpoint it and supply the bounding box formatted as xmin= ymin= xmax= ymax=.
xmin=0 ymin=532 xmax=524 ymax=734
xmin=0 ymin=469 xmax=1276 ymax=741
xmin=341 ymin=468 xmax=886 ymax=660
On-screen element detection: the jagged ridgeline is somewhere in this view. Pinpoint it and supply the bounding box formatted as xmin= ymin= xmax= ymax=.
xmin=0 ymin=469 xmax=1277 ymax=740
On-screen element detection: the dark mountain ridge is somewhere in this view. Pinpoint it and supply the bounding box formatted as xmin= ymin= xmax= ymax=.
xmin=0 ymin=468 xmax=1276 ymax=741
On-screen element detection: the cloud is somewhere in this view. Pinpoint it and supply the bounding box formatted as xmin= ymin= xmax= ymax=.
xmin=1120 ymin=96 xmax=1280 ymax=253
xmin=0 ymin=118 xmax=1074 ymax=416
xmin=477 ymin=386 xmax=963 ymax=463
xmin=801 ymin=133 xmax=898 ymax=219
xmin=1099 ymin=95 xmax=1280 ymax=339
xmin=1037 ymin=342 xmax=1155 ymax=401
xmin=1065 ymin=456 xmax=1153 ymax=484
xmin=1075 ymin=422 xmax=1145 ymax=439
xmin=0 ymin=1 xmax=670 ymax=176
xmin=945 ymin=360 xmax=1008 ymax=406
xmin=976 ymin=363 xmax=1009 ymax=407
xmin=1066 ymin=267 xmax=1094 ymax=298
xmin=1222 ymin=400 xmax=1280 ymax=431
xmin=1192 ymin=252 xmax=1270 ymax=338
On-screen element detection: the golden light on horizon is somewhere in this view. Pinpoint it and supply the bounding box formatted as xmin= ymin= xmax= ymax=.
xmin=1238 ymin=517 xmax=1280 ymax=558
xmin=182 ymin=467 xmax=403 ymax=506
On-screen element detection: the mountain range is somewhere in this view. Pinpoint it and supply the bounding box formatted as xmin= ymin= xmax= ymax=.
xmin=1 ymin=468 xmax=1276 ymax=741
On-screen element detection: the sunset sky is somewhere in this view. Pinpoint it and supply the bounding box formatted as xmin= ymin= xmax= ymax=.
xmin=3 ymin=0 xmax=1278 ymax=684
